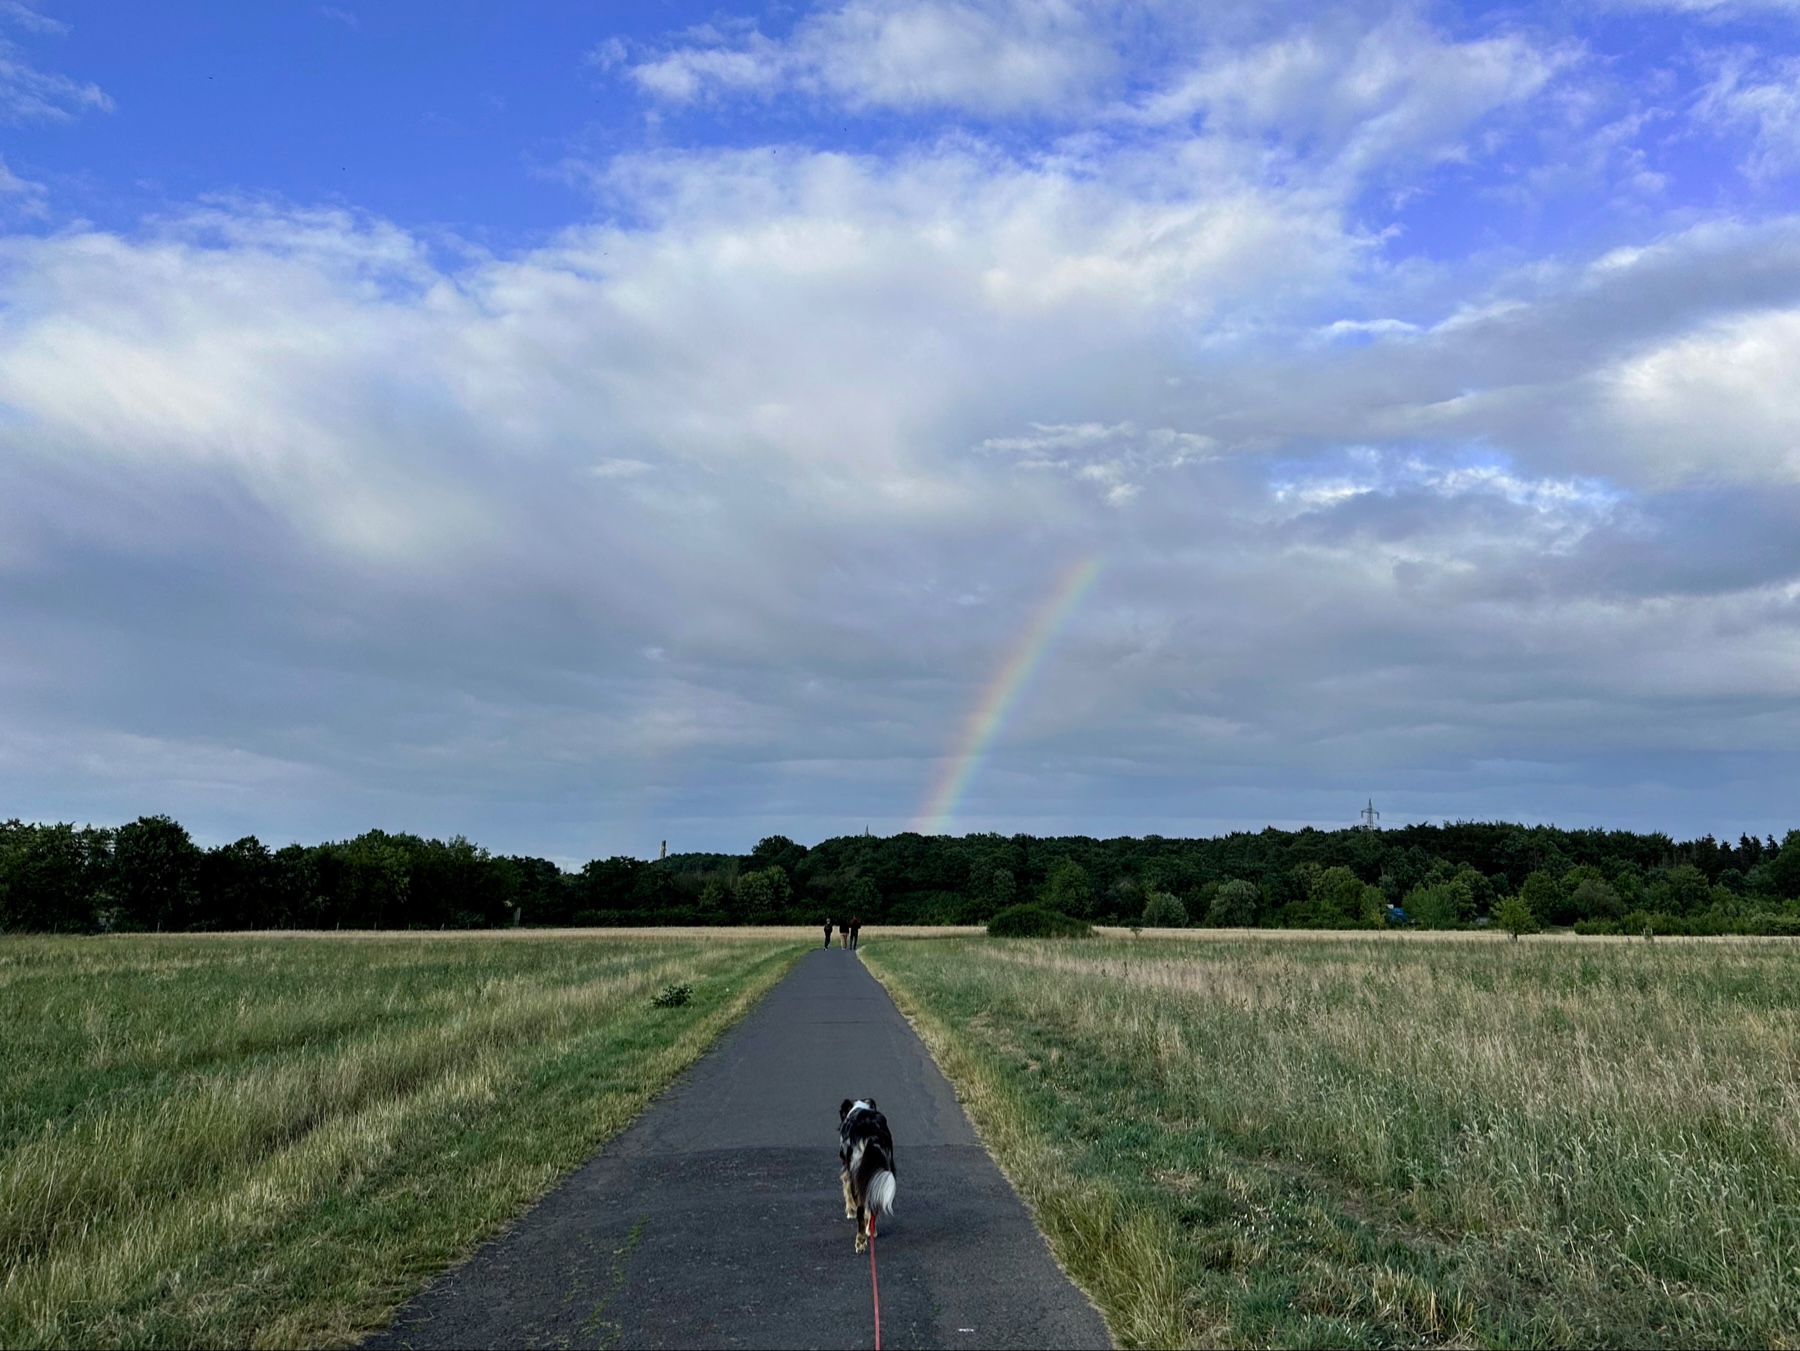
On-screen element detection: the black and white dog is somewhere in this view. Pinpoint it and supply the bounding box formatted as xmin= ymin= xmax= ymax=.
xmin=838 ymin=1098 xmax=897 ymax=1252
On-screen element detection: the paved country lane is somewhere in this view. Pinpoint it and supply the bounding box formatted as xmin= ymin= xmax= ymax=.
xmin=365 ymin=945 xmax=1113 ymax=1350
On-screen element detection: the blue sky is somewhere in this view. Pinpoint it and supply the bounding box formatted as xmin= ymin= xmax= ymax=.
xmin=3 ymin=0 xmax=1800 ymax=859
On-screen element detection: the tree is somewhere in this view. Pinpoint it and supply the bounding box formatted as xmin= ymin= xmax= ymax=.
xmin=1569 ymin=875 xmax=1623 ymax=921
xmin=577 ymin=856 xmax=645 ymax=923
xmin=843 ymin=875 xmax=880 ymax=919
xmin=749 ymin=835 xmax=808 ymax=875
xmin=1495 ymin=894 xmax=1539 ymax=940
xmin=1762 ymin=830 xmax=1800 ymax=900
xmin=505 ymin=855 xmax=572 ymax=926
xmin=696 ymin=875 xmax=733 ymax=923
xmin=1452 ymin=864 xmax=1497 ymax=917
xmin=967 ymin=863 xmax=1015 ymax=918
xmin=412 ymin=834 xmax=509 ymax=928
xmin=335 ymin=831 xmax=412 ymax=928
xmin=1649 ymin=864 xmax=1712 ymax=916
xmin=197 ymin=836 xmax=273 ymax=930
xmin=1042 ymin=859 xmax=1093 ymax=918
xmin=1279 ymin=864 xmax=1377 ymax=928
xmin=1406 ymin=882 xmax=1465 ymax=930
xmin=1518 ymin=870 xmax=1566 ymax=926
xmin=0 ymin=821 xmax=108 ymax=932
xmin=1206 ymin=879 xmax=1258 ymax=927
xmin=735 ymin=867 xmax=793 ymax=923
xmin=1141 ymin=891 xmax=1187 ymax=927
xmin=112 ymin=815 xmax=202 ymax=932
xmin=1359 ymin=883 xmax=1388 ymax=926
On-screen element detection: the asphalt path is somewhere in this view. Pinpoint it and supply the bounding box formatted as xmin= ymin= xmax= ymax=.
xmin=366 ymin=945 xmax=1113 ymax=1350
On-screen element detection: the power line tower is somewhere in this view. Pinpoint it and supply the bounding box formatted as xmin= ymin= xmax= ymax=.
xmin=1359 ymin=799 xmax=1380 ymax=832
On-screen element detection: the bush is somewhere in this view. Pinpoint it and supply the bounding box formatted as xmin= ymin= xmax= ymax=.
xmin=987 ymin=904 xmax=1092 ymax=938
xmin=1573 ymin=919 xmax=1621 ymax=936
xmin=1141 ymin=892 xmax=1187 ymax=928
xmin=1750 ymin=912 xmax=1800 ymax=937
xmin=651 ymin=982 xmax=693 ymax=1008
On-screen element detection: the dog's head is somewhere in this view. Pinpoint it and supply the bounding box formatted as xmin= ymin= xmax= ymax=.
xmin=839 ymin=1097 xmax=877 ymax=1122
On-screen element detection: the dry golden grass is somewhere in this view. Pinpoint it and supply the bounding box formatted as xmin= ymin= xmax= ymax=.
xmin=176 ymin=924 xmax=987 ymax=941
xmin=0 ymin=931 xmax=806 ymax=1348
xmin=866 ymin=932 xmax=1800 ymax=1349
xmin=1094 ymin=926 xmax=1774 ymax=945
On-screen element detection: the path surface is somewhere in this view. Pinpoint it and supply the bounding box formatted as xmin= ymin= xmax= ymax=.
xmin=367 ymin=946 xmax=1113 ymax=1351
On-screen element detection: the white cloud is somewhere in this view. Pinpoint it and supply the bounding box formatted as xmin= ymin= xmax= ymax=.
xmin=802 ymin=0 xmax=1106 ymax=113
xmin=1604 ymin=307 xmax=1800 ymax=483
xmin=589 ymin=457 xmax=656 ymax=478
xmin=1131 ymin=16 xmax=1564 ymax=183
xmin=0 ymin=153 xmax=44 ymax=215
xmin=0 ymin=3 xmax=66 ymax=37
xmin=980 ymin=421 xmax=1215 ymax=505
xmin=1698 ymin=52 xmax=1800 ymax=179
xmin=629 ymin=27 xmax=788 ymax=101
xmin=627 ymin=0 xmax=1109 ymax=114
xmin=0 ymin=28 xmax=109 ymax=124
xmin=1606 ymin=0 xmax=1800 ymax=12
xmin=587 ymin=36 xmax=628 ymax=72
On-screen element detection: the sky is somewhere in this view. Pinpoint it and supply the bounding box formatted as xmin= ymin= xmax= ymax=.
xmin=3 ymin=0 xmax=1800 ymax=860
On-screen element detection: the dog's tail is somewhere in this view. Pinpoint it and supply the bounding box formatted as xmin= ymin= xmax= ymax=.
xmin=867 ymin=1168 xmax=896 ymax=1220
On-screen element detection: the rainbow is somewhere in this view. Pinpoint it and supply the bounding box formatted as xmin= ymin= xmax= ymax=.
xmin=913 ymin=558 xmax=1101 ymax=835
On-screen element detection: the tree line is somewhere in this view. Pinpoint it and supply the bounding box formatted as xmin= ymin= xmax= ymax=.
xmin=3 ymin=814 xmax=1799 ymax=935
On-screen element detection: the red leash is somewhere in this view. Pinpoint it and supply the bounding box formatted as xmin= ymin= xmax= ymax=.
xmin=868 ymin=1222 xmax=882 ymax=1351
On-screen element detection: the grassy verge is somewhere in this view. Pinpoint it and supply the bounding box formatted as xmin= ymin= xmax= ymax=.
xmin=0 ymin=931 xmax=806 ymax=1348
xmin=863 ymin=933 xmax=1800 ymax=1349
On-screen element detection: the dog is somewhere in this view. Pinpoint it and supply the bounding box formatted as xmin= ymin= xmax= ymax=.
xmin=838 ymin=1098 xmax=897 ymax=1252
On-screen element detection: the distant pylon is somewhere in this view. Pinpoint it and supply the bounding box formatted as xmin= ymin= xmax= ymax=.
xmin=660 ymin=839 xmax=667 ymax=860
xmin=1360 ymin=799 xmax=1380 ymax=831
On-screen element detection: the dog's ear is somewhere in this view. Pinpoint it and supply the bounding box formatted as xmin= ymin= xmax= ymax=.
xmin=865 ymin=1098 xmax=876 ymax=1111
xmin=839 ymin=1099 xmax=853 ymax=1120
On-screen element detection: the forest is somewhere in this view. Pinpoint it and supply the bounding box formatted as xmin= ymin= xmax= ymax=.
xmin=5 ymin=814 xmax=1800 ymax=936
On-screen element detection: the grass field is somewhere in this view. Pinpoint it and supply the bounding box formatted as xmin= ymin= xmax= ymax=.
xmin=0 ymin=930 xmax=808 ymax=1349
xmin=865 ymin=932 xmax=1800 ymax=1349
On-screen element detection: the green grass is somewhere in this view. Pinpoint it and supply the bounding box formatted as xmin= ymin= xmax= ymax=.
xmin=0 ymin=930 xmax=807 ymax=1348
xmin=864 ymin=933 xmax=1800 ymax=1349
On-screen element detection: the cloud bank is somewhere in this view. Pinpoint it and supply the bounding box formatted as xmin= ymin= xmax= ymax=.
xmin=3 ymin=0 xmax=1800 ymax=854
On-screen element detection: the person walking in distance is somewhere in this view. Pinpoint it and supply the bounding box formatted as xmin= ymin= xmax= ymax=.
xmin=849 ymin=917 xmax=861 ymax=950
xmin=822 ymin=918 xmax=834 ymax=949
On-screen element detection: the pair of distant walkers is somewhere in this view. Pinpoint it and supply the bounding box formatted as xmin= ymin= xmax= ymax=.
xmin=823 ymin=917 xmax=862 ymax=950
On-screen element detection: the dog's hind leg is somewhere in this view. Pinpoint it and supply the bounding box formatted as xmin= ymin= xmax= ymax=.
xmin=854 ymin=1204 xmax=867 ymax=1253
xmin=841 ymin=1168 xmax=857 ymax=1219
